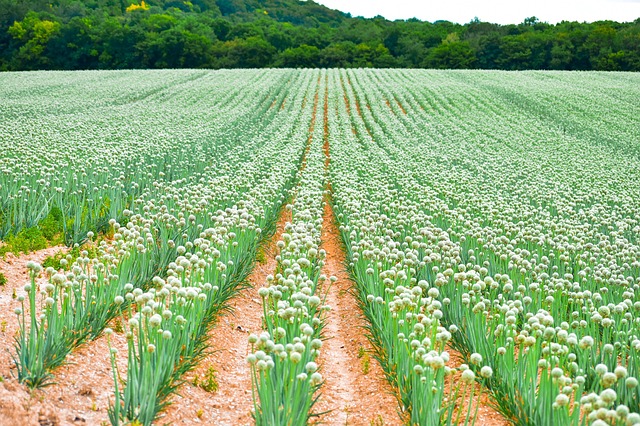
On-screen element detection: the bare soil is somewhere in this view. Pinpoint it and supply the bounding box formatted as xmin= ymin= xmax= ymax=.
xmin=318 ymin=84 xmax=402 ymax=426
xmin=313 ymin=200 xmax=402 ymax=426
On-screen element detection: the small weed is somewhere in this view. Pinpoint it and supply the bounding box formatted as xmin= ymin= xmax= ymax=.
xmin=113 ymin=318 xmax=124 ymax=334
xmin=0 ymin=207 xmax=66 ymax=257
xmin=194 ymin=367 xmax=218 ymax=393
xmin=43 ymin=244 xmax=98 ymax=271
xmin=0 ymin=227 xmax=47 ymax=257
xmin=42 ymin=251 xmax=68 ymax=271
xmin=370 ymin=415 xmax=384 ymax=426
xmin=0 ymin=272 xmax=6 ymax=286
xmin=255 ymin=248 xmax=267 ymax=264
xmin=39 ymin=207 xmax=64 ymax=244
xmin=1 ymin=320 xmax=6 ymax=332
xmin=361 ymin=352 xmax=370 ymax=375
xmin=196 ymin=409 xmax=204 ymax=419
xmin=357 ymin=346 xmax=365 ymax=358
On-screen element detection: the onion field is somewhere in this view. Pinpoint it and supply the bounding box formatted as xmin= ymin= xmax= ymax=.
xmin=1 ymin=69 xmax=640 ymax=426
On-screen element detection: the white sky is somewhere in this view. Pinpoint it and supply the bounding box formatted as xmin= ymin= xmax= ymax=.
xmin=314 ymin=0 xmax=640 ymax=24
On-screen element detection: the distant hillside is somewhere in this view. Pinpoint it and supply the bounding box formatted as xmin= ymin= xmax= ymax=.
xmin=0 ymin=0 xmax=639 ymax=70
xmin=214 ymin=0 xmax=348 ymax=25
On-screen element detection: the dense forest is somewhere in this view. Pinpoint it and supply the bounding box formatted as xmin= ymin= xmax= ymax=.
xmin=1 ymin=0 xmax=639 ymax=71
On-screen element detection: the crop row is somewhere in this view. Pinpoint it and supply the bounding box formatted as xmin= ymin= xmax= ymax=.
xmin=249 ymin=73 xmax=330 ymax=424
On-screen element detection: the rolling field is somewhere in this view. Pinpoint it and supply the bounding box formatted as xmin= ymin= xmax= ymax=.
xmin=1 ymin=69 xmax=640 ymax=426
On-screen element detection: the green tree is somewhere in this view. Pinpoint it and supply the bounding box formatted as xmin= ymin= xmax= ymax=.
xmin=320 ymin=41 xmax=356 ymax=67
xmin=277 ymin=44 xmax=320 ymax=68
xmin=8 ymin=12 xmax=61 ymax=69
xmin=550 ymin=35 xmax=574 ymax=69
xmin=424 ymin=33 xmax=476 ymax=69
xmin=212 ymin=36 xmax=275 ymax=68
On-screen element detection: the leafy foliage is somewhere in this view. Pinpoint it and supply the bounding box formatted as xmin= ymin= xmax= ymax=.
xmin=0 ymin=227 xmax=48 ymax=257
xmin=0 ymin=1 xmax=638 ymax=70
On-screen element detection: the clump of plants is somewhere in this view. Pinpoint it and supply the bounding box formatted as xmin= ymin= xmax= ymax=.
xmin=0 ymin=208 xmax=65 ymax=257
xmin=38 ymin=207 xmax=64 ymax=243
xmin=0 ymin=227 xmax=47 ymax=257
xmin=194 ymin=367 xmax=219 ymax=393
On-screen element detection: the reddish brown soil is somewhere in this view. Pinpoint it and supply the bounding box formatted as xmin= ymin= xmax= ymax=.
xmin=313 ymin=199 xmax=402 ymax=426
xmin=314 ymin=111 xmax=401 ymax=425
xmin=394 ymin=97 xmax=407 ymax=115
xmin=385 ymin=99 xmax=397 ymax=116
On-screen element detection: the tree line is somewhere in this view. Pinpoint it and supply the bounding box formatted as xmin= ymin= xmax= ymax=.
xmin=1 ymin=0 xmax=639 ymax=71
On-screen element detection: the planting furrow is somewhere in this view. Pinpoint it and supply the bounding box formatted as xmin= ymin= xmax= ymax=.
xmin=313 ymin=196 xmax=402 ymax=426
xmin=312 ymin=80 xmax=401 ymax=426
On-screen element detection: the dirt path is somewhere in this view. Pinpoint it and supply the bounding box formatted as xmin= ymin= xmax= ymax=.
xmin=313 ymin=200 xmax=402 ymax=426
xmin=315 ymin=102 xmax=401 ymax=425
xmin=160 ymin=205 xmax=292 ymax=426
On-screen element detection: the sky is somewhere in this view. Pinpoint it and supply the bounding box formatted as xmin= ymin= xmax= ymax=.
xmin=314 ymin=0 xmax=640 ymax=25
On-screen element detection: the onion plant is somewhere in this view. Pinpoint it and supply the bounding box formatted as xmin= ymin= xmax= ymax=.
xmin=249 ymin=84 xmax=330 ymax=425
